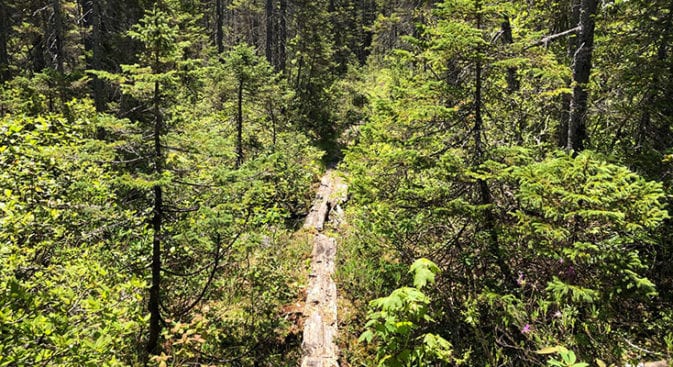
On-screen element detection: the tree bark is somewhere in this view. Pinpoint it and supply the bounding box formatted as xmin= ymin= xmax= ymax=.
xmin=251 ymin=14 xmax=260 ymax=49
xmin=52 ymin=0 xmax=65 ymax=75
xmin=357 ymin=0 xmax=367 ymax=64
xmin=567 ymin=0 xmax=597 ymax=152
xmin=558 ymin=0 xmax=581 ymax=148
xmin=265 ymin=0 xmax=274 ymax=66
xmin=0 ymin=0 xmax=10 ymax=82
xmin=216 ymin=0 xmax=224 ymax=54
xmin=500 ymin=15 xmax=519 ymax=93
xmin=278 ymin=0 xmax=287 ymax=72
xmin=637 ymin=0 xmax=673 ymax=151
xmin=81 ymin=0 xmax=106 ymax=112
xmin=52 ymin=0 xmax=70 ymax=117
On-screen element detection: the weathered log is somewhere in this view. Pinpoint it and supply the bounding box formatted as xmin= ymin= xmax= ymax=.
xmin=303 ymin=174 xmax=333 ymax=231
xmin=300 ymin=171 xmax=345 ymax=367
xmin=638 ymin=360 xmax=668 ymax=367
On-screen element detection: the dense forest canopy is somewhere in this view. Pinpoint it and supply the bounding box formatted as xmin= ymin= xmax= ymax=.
xmin=1 ymin=0 xmax=673 ymax=366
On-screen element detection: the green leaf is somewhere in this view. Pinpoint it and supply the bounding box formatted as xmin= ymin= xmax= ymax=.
xmin=358 ymin=330 xmax=374 ymax=344
xmin=535 ymin=346 xmax=561 ymax=355
xmin=409 ymin=258 xmax=440 ymax=289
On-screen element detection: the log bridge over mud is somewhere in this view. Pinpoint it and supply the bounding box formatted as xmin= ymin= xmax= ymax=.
xmin=300 ymin=171 xmax=347 ymax=367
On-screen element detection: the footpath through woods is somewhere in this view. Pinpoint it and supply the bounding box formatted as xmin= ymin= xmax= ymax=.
xmin=300 ymin=170 xmax=347 ymax=367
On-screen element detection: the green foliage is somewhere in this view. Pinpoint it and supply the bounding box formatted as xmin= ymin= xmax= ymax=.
xmin=537 ymin=346 xmax=589 ymax=367
xmin=346 ymin=125 xmax=670 ymax=363
xmin=128 ymin=7 xmax=177 ymax=60
xmin=225 ymin=44 xmax=272 ymax=84
xmin=0 ymin=111 xmax=145 ymax=366
xmin=0 ymin=50 xmax=323 ymax=362
xmin=359 ymin=259 xmax=454 ymax=366
xmin=4 ymin=0 xmax=673 ymax=365
xmin=506 ymin=151 xmax=666 ymax=301
xmin=342 ymin=0 xmax=673 ymax=363
xmin=409 ymin=258 xmax=440 ymax=289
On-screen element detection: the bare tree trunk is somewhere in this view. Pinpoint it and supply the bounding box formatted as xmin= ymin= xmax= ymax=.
xmin=32 ymin=8 xmax=51 ymax=74
xmin=500 ymin=16 xmax=519 ymax=93
xmin=558 ymin=0 xmax=580 ymax=148
xmin=251 ymin=13 xmax=260 ymax=50
xmin=79 ymin=0 xmax=91 ymax=50
xmin=279 ymin=0 xmax=287 ymax=72
xmin=295 ymin=55 xmax=303 ymax=90
xmin=81 ymin=0 xmax=106 ymax=111
xmin=637 ymin=1 xmax=673 ymax=150
xmin=265 ymin=0 xmax=274 ymax=66
xmin=638 ymin=35 xmax=669 ymax=149
xmin=52 ymin=0 xmax=70 ymax=117
xmin=147 ymin=79 xmax=163 ymax=356
xmin=52 ymin=0 xmax=65 ymax=74
xmin=0 ymin=0 xmax=10 ymax=82
xmin=216 ymin=0 xmax=224 ymax=53
xmin=567 ymin=0 xmax=597 ymax=152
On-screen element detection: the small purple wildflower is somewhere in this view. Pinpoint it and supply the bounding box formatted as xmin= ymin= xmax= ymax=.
xmin=565 ymin=265 xmax=576 ymax=279
xmin=521 ymin=324 xmax=532 ymax=334
xmin=517 ymin=272 xmax=525 ymax=286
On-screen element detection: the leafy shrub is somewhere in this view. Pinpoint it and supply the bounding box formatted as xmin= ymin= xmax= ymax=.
xmin=359 ymin=258 xmax=455 ymax=366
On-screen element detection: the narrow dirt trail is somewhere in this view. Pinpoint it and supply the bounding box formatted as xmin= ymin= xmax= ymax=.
xmin=300 ymin=170 xmax=347 ymax=367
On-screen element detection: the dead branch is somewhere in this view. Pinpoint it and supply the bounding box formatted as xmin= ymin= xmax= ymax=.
xmin=525 ymin=26 xmax=581 ymax=50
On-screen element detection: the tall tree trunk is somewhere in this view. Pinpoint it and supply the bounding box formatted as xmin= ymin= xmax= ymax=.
xmin=638 ymin=33 xmax=669 ymax=150
xmin=52 ymin=0 xmax=70 ymax=117
xmin=278 ymin=0 xmax=286 ymax=72
xmin=558 ymin=0 xmax=580 ymax=148
xmin=474 ymin=0 xmax=515 ymax=288
xmin=295 ymin=56 xmax=303 ymax=90
xmin=637 ymin=1 xmax=673 ymax=151
xmin=92 ymin=0 xmax=105 ymax=111
xmin=265 ymin=0 xmax=274 ymax=66
xmin=216 ymin=0 xmax=224 ymax=54
xmin=500 ymin=16 xmax=519 ymax=93
xmin=356 ymin=0 xmax=365 ymax=64
xmin=52 ymin=0 xmax=65 ymax=75
xmin=79 ymin=0 xmax=92 ymax=49
xmin=81 ymin=0 xmax=105 ymax=111
xmin=251 ymin=13 xmax=260 ymax=50
xmin=147 ymin=79 xmax=163 ymax=356
xmin=0 ymin=0 xmax=10 ymax=82
xmin=358 ymin=0 xmax=375 ymax=65
xmin=236 ymin=78 xmax=243 ymax=168
xmin=567 ymin=0 xmax=598 ymax=152
xmin=500 ymin=15 xmax=523 ymax=143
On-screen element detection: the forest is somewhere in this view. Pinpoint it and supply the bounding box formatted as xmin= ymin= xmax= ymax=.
xmin=1 ymin=0 xmax=673 ymax=366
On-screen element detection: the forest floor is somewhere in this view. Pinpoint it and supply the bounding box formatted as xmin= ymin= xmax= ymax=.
xmin=299 ymin=170 xmax=348 ymax=367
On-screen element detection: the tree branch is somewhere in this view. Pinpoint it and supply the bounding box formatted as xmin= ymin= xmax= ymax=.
xmin=525 ymin=26 xmax=581 ymax=50
xmin=173 ymin=232 xmax=242 ymax=318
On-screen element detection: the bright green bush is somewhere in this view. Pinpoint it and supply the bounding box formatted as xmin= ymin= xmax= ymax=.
xmin=359 ymin=258 xmax=455 ymax=366
xmin=0 ymin=112 xmax=145 ymax=366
